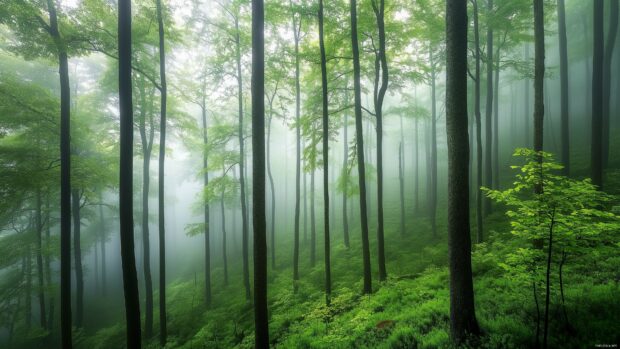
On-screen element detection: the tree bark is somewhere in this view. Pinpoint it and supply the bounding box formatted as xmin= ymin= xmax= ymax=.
xmin=221 ymin=188 xmax=228 ymax=285
xmin=493 ymin=45 xmax=500 ymax=189
xmin=251 ymin=0 xmax=269 ymax=344
xmin=201 ymin=99 xmax=211 ymax=307
xmin=99 ymin=192 xmax=106 ymax=297
xmin=398 ymin=140 xmax=405 ymax=237
xmin=45 ymin=0 xmax=72 ymax=345
xmin=267 ymin=110 xmax=276 ymax=270
xmin=372 ymin=0 xmax=388 ymax=281
xmin=430 ymin=49 xmax=438 ymax=238
xmin=71 ymin=190 xmax=84 ymax=328
xmin=137 ymin=76 xmax=154 ymax=337
xmin=45 ymin=195 xmax=54 ymax=329
xmin=557 ymin=0 xmax=570 ymax=175
xmin=234 ymin=16 xmax=251 ymax=301
xmin=602 ymin=0 xmax=619 ymax=169
xmin=292 ymin=4 xmax=302 ymax=293
xmin=591 ymin=0 xmax=604 ymax=189
xmin=318 ymin=0 xmax=331 ymax=305
xmin=342 ymin=97 xmax=350 ymax=247
xmin=446 ymin=0 xmax=480 ymax=342
xmin=534 ymin=0 xmax=545 ymax=170
xmin=310 ymin=157 xmax=316 ymax=267
xmin=155 ymin=0 xmax=168 ymax=343
xmin=35 ymin=189 xmax=47 ymax=329
xmin=524 ymin=43 xmax=531 ymax=148
xmin=350 ymin=0 xmax=372 ymax=294
xmin=118 ymin=0 xmax=142 ymax=345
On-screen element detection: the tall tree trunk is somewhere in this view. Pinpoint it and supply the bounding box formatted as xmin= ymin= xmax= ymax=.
xmin=99 ymin=192 xmax=106 ymax=297
xmin=45 ymin=195 xmax=54 ymax=329
xmin=591 ymin=0 xmax=604 ymax=189
xmin=71 ymin=189 xmax=83 ymax=328
xmin=201 ymin=99 xmax=211 ymax=307
xmin=46 ymin=0 xmax=72 ymax=345
xmin=542 ymin=211 xmax=556 ymax=349
xmin=484 ymin=0 xmax=494 ymax=214
xmin=342 ymin=99 xmax=350 ymax=248
xmin=118 ymin=0 xmax=142 ymax=346
xmin=35 ymin=189 xmax=47 ymax=329
xmin=524 ymin=43 xmax=531 ymax=148
xmin=430 ymin=49 xmax=438 ymax=238
xmin=350 ymin=0 xmax=372 ymax=294
xmin=221 ymin=188 xmax=228 ymax=285
xmin=602 ymin=0 xmax=619 ymax=169
xmin=318 ymin=0 xmax=331 ymax=305
xmin=234 ymin=16 xmax=251 ymax=301
xmin=473 ymin=0 xmax=483 ymax=243
xmin=137 ymin=76 xmax=154 ymax=337
xmin=26 ymin=241 xmax=32 ymax=330
xmin=155 ymin=0 xmax=168 ymax=343
xmin=534 ymin=0 xmax=545 ymax=170
xmin=310 ymin=158 xmax=316 ymax=267
xmin=372 ymin=0 xmax=388 ymax=281
xmin=493 ymin=46 xmax=500 ymax=189
xmin=267 ymin=112 xmax=276 ymax=270
xmin=558 ymin=0 xmax=570 ymax=175
xmin=414 ymin=117 xmax=419 ymax=213
xmin=303 ymin=145 xmax=308 ymax=244
xmin=446 ymin=0 xmax=480 ymax=342
xmin=398 ymin=139 xmax=405 ymax=237
xmin=251 ymin=0 xmax=269 ymax=344
xmin=292 ymin=4 xmax=302 ymax=293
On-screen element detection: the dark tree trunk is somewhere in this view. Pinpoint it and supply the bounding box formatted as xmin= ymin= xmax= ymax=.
xmin=137 ymin=76 xmax=154 ymax=337
xmin=398 ymin=140 xmax=405 ymax=237
xmin=118 ymin=0 xmax=142 ymax=346
xmin=45 ymin=0 xmax=72 ymax=345
xmin=591 ymin=0 xmax=604 ymax=189
xmin=493 ymin=46 xmax=500 ymax=189
xmin=267 ymin=112 xmax=276 ymax=270
xmin=221 ymin=189 xmax=228 ymax=285
xmin=251 ymin=0 xmax=269 ymax=344
xmin=234 ymin=16 xmax=251 ymax=301
xmin=534 ymin=0 xmax=545 ymax=167
xmin=524 ymin=43 xmax=531 ymax=148
xmin=542 ymin=211 xmax=556 ymax=349
xmin=484 ymin=0 xmax=494 ymax=214
xmin=303 ymin=148 xmax=308 ymax=244
xmin=558 ymin=0 xmax=570 ymax=175
xmin=310 ymin=159 xmax=316 ymax=267
xmin=156 ymin=0 xmax=168 ymax=343
xmin=602 ymin=0 xmax=619 ymax=169
xmin=71 ymin=190 xmax=83 ymax=328
xmin=292 ymin=5 xmax=302 ymax=293
xmin=414 ymin=117 xmax=419 ymax=213
xmin=45 ymin=195 xmax=54 ymax=329
xmin=318 ymin=0 xmax=331 ymax=305
xmin=35 ymin=189 xmax=47 ymax=329
xmin=372 ymin=0 xmax=388 ymax=281
xmin=342 ymin=100 xmax=350 ymax=248
xmin=201 ymin=100 xmax=211 ymax=307
xmin=26 ymin=243 xmax=32 ymax=330
xmin=473 ymin=0 xmax=483 ymax=243
xmin=350 ymin=0 xmax=372 ymax=294
xmin=445 ymin=0 xmax=480 ymax=342
xmin=429 ymin=49 xmax=438 ymax=238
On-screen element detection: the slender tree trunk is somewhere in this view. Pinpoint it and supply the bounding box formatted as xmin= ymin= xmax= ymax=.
xmin=155 ymin=0 xmax=168 ymax=343
xmin=446 ymin=0 xmax=480 ymax=342
xmin=201 ymin=100 xmax=211 ymax=307
xmin=99 ymin=193 xmax=106 ymax=297
xmin=221 ymin=189 xmax=228 ymax=285
xmin=484 ymin=0 xmax=494 ymax=214
xmin=310 ymin=159 xmax=316 ymax=267
xmin=473 ymin=0 xmax=484 ymax=243
xmin=137 ymin=77 xmax=154 ymax=337
xmin=414 ymin=117 xmax=419 ymax=213
xmin=292 ymin=5 xmax=302 ymax=292
xmin=430 ymin=49 xmax=438 ymax=238
xmin=534 ymin=0 xmax=545 ymax=169
xmin=26 ymin=241 xmax=32 ymax=330
xmin=350 ymin=0 xmax=372 ymax=294
xmin=398 ymin=140 xmax=405 ymax=236
xmin=591 ymin=0 xmax=604 ymax=188
xmin=318 ymin=0 xmax=331 ymax=304
xmin=118 ymin=0 xmax=142 ymax=346
xmin=372 ymin=0 xmax=388 ymax=281
xmin=45 ymin=195 xmax=54 ymax=329
xmin=542 ymin=211 xmax=556 ymax=349
xmin=267 ymin=113 xmax=276 ymax=270
xmin=35 ymin=189 xmax=47 ymax=329
xmin=46 ymin=0 xmax=72 ymax=345
xmin=534 ymin=281 xmax=541 ymax=348
xmin=234 ymin=16 xmax=251 ymax=301
xmin=71 ymin=190 xmax=83 ymax=328
xmin=303 ymin=146 xmax=308 ymax=245
xmin=342 ymin=99 xmax=350 ymax=248
xmin=603 ymin=0 xmax=619 ymax=169
xmin=558 ymin=0 xmax=570 ymax=175
xmin=558 ymin=250 xmax=570 ymax=329
xmin=493 ymin=46 xmax=500 ymax=189
xmin=251 ymin=0 xmax=269 ymax=344
xmin=525 ymin=43 xmax=531 ymax=148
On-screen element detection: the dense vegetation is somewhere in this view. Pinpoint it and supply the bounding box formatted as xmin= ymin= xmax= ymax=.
xmin=0 ymin=0 xmax=619 ymax=348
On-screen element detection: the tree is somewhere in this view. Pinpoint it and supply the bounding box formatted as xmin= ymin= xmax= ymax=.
xmin=251 ymin=0 xmax=269 ymax=345
xmin=118 ymin=0 xmax=142 ymax=346
xmin=484 ymin=0 xmax=494 ymax=214
xmin=591 ymin=0 xmax=603 ymax=189
xmin=471 ymin=0 xmax=484 ymax=242
xmin=155 ymin=0 xmax=169 ymax=343
xmin=533 ymin=0 xmax=544 ymax=174
xmin=291 ymin=0 xmax=303 ymax=290
xmin=318 ymin=0 xmax=331 ymax=305
xmin=371 ymin=0 xmax=388 ymax=281
xmin=445 ymin=0 xmax=480 ymax=343
xmin=602 ymin=0 xmax=619 ymax=170
xmin=557 ymin=0 xmax=569 ymax=175
xmin=350 ymin=0 xmax=372 ymax=295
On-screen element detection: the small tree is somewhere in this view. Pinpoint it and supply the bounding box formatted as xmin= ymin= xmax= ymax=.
xmin=484 ymin=148 xmax=619 ymax=348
